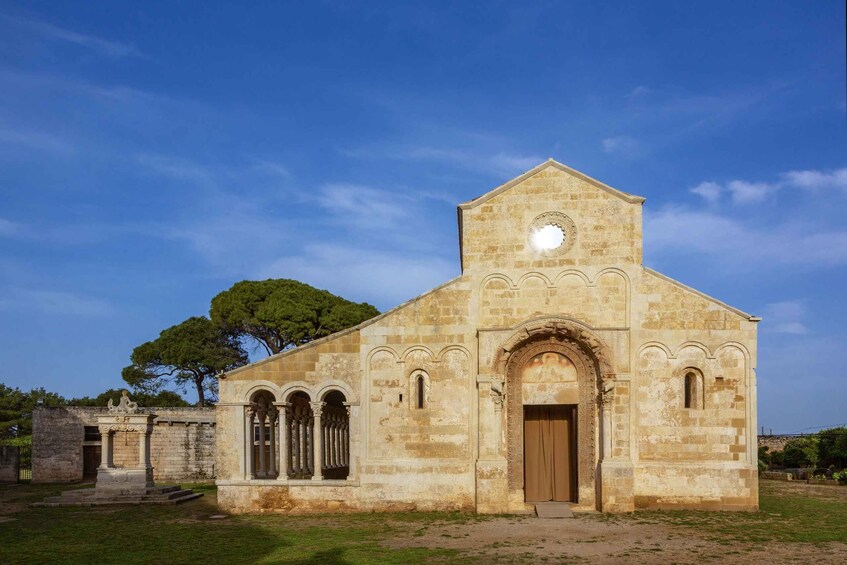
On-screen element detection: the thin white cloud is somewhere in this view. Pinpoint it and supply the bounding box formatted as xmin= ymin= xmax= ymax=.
xmin=257 ymin=243 xmax=457 ymax=309
xmin=135 ymin=154 xmax=214 ymax=185
xmin=0 ymin=127 xmax=73 ymax=154
xmin=0 ymin=218 xmax=20 ymax=237
xmin=782 ymin=168 xmax=847 ymax=193
xmin=250 ymin=159 xmax=292 ymax=178
xmin=627 ymin=85 xmax=651 ymax=99
xmin=689 ymin=181 xmax=722 ymax=204
xmin=601 ymin=136 xmax=642 ymax=158
xmin=645 ymin=205 xmax=847 ymax=268
xmin=344 ymin=145 xmax=543 ymax=177
xmin=316 ymin=183 xmax=412 ymax=230
xmin=3 ymin=14 xmax=143 ymax=58
xmin=726 ymin=180 xmax=778 ymax=204
xmin=763 ymin=301 xmax=810 ymax=334
xmin=0 ymin=288 xmax=113 ymax=316
xmin=687 ymin=166 xmax=846 ymax=206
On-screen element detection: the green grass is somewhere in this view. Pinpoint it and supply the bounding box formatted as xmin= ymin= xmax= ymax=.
xmin=0 ymin=484 xmax=477 ymax=565
xmin=626 ymin=480 xmax=847 ymax=543
xmin=0 ymin=479 xmax=845 ymax=564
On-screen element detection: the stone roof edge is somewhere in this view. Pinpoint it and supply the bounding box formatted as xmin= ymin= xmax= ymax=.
xmin=643 ymin=267 xmax=761 ymax=322
xmin=222 ymin=274 xmax=465 ymax=377
xmin=457 ymin=158 xmax=646 ymax=210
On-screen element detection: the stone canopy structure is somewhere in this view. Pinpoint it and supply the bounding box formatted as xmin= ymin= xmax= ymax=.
xmin=215 ymin=160 xmax=760 ymax=514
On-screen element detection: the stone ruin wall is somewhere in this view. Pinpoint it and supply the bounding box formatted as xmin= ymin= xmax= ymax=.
xmin=32 ymin=406 xmax=216 ymax=483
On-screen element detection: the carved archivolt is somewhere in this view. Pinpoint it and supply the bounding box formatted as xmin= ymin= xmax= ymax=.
xmin=495 ymin=317 xmax=615 ymax=378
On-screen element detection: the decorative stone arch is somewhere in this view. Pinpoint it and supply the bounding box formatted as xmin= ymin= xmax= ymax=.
xmin=243 ymin=381 xmax=282 ymax=403
xmin=400 ymin=345 xmax=437 ymax=363
xmin=553 ymin=269 xmax=592 ymax=287
xmin=673 ymin=340 xmax=714 ymax=359
xmin=637 ymin=341 xmax=674 ymax=359
xmin=315 ymin=381 xmax=358 ymax=405
xmin=435 ymin=344 xmax=472 ymax=363
xmin=517 ymin=271 xmax=553 ymax=287
xmin=494 ymin=317 xmax=615 ymax=378
xmin=494 ymin=317 xmax=617 ymax=511
xmin=279 ymin=382 xmax=314 ymax=403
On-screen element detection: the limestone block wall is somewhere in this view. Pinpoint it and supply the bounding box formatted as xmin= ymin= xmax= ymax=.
xmin=0 ymin=446 xmax=18 ymax=483
xmin=630 ymin=269 xmax=758 ymax=509
xmin=32 ymin=406 xmax=216 ymax=483
xmin=217 ymin=277 xmax=478 ymax=512
xmin=32 ymin=407 xmax=91 ymax=482
xmin=459 ymin=165 xmax=643 ymax=272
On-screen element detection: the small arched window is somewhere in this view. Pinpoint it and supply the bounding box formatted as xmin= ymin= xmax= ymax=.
xmin=683 ymin=370 xmax=703 ymax=410
xmin=416 ymin=375 xmax=425 ymax=409
xmin=410 ymin=370 xmax=429 ymax=409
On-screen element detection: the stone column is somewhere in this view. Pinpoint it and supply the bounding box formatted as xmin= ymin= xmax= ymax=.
xmin=138 ymin=430 xmax=149 ymax=469
xmin=311 ymin=402 xmax=324 ymax=480
xmin=99 ymin=428 xmax=112 ymax=469
xmin=344 ymin=403 xmax=355 ymax=479
xmin=257 ymin=406 xmax=267 ymax=477
xmin=601 ymin=379 xmax=615 ymax=461
xmin=245 ymin=407 xmax=256 ymax=479
xmin=268 ymin=406 xmax=278 ymax=477
xmin=275 ymin=403 xmax=289 ymax=479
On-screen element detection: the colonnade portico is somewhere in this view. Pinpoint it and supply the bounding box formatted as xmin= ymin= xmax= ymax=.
xmin=245 ymin=389 xmax=350 ymax=482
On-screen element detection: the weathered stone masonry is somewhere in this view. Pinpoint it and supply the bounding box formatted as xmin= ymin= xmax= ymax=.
xmin=33 ymin=406 xmax=216 ymax=483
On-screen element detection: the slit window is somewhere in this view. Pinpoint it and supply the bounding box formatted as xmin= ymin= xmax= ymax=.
xmin=684 ymin=370 xmax=703 ymax=410
xmin=416 ymin=376 xmax=425 ymax=409
xmin=410 ymin=370 xmax=429 ymax=410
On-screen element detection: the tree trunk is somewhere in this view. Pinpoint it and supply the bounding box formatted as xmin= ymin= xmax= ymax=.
xmin=195 ymin=377 xmax=206 ymax=407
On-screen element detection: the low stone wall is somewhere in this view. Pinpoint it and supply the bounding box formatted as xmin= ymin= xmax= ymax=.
xmin=33 ymin=406 xmax=216 ymax=483
xmin=0 ymin=446 xmax=18 ymax=483
xmin=761 ymin=471 xmax=792 ymax=481
xmin=757 ymin=435 xmax=798 ymax=452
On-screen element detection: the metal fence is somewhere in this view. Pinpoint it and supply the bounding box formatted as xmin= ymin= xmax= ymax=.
xmin=17 ymin=444 xmax=32 ymax=483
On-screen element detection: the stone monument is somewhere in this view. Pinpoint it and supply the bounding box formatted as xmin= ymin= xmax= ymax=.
xmin=96 ymin=391 xmax=155 ymax=492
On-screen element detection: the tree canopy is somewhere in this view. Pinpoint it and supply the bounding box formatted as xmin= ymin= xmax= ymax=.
xmin=122 ymin=316 xmax=247 ymax=407
xmin=0 ymin=384 xmax=65 ymax=440
xmin=210 ymin=279 xmax=380 ymax=356
xmin=71 ymin=389 xmax=190 ymax=408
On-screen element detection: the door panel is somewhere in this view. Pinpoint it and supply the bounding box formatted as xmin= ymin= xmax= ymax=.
xmin=524 ymin=405 xmax=577 ymax=502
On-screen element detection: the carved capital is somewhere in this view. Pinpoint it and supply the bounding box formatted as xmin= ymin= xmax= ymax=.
xmin=310 ymin=401 xmax=325 ymax=418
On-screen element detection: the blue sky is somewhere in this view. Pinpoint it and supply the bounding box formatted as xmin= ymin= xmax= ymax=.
xmin=0 ymin=1 xmax=844 ymax=433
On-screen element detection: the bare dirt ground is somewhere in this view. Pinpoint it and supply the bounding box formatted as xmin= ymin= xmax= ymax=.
xmin=384 ymin=480 xmax=847 ymax=564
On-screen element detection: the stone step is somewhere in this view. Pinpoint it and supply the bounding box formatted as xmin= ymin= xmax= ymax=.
xmin=33 ymin=489 xmax=203 ymax=507
xmin=535 ymin=502 xmax=574 ymax=518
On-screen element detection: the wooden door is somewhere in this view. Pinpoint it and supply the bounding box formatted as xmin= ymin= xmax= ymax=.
xmin=524 ymin=405 xmax=577 ymax=502
xmin=82 ymin=445 xmax=101 ymax=480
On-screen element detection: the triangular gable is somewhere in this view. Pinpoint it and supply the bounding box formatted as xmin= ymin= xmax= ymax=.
xmin=458 ymin=159 xmax=646 ymax=210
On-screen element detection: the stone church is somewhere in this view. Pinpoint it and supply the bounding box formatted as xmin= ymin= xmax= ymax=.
xmin=215 ymin=160 xmax=759 ymax=514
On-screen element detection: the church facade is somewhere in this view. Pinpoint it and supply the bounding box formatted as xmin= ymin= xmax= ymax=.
xmin=215 ymin=160 xmax=760 ymax=514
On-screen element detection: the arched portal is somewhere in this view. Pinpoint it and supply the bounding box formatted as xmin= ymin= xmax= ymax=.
xmin=496 ymin=318 xmax=616 ymax=511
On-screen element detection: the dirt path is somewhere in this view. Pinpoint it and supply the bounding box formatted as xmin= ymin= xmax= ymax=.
xmin=386 ymin=512 xmax=847 ymax=564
